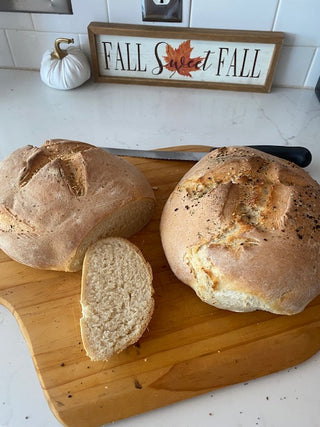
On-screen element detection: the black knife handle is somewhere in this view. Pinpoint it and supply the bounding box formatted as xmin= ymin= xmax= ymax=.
xmin=248 ymin=145 xmax=312 ymax=168
xmin=210 ymin=145 xmax=312 ymax=168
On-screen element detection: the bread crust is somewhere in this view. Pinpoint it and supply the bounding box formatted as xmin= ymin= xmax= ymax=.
xmin=0 ymin=139 xmax=155 ymax=271
xmin=160 ymin=146 xmax=320 ymax=315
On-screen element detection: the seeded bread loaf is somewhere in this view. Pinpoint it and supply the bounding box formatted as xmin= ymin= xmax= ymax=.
xmin=160 ymin=146 xmax=320 ymax=315
xmin=0 ymin=139 xmax=155 ymax=271
xmin=80 ymin=237 xmax=154 ymax=361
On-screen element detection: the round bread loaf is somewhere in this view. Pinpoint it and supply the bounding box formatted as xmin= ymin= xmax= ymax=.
xmin=160 ymin=146 xmax=320 ymax=315
xmin=0 ymin=139 xmax=155 ymax=271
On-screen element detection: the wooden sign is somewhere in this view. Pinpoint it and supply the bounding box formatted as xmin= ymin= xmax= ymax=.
xmin=88 ymin=23 xmax=284 ymax=93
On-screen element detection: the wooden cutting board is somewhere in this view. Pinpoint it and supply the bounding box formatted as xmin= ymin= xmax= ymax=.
xmin=0 ymin=146 xmax=320 ymax=427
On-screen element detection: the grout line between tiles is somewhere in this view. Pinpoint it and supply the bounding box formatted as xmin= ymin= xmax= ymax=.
xmin=188 ymin=0 xmax=192 ymax=27
xmin=105 ymin=0 xmax=110 ymax=22
xmin=271 ymin=0 xmax=281 ymax=31
xmin=4 ymin=29 xmax=16 ymax=68
xmin=303 ymin=47 xmax=317 ymax=87
xmin=30 ymin=13 xmax=36 ymax=31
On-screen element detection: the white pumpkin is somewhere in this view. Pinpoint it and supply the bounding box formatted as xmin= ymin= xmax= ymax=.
xmin=40 ymin=38 xmax=91 ymax=90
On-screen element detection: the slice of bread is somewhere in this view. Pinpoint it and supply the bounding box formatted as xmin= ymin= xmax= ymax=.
xmin=80 ymin=237 xmax=154 ymax=361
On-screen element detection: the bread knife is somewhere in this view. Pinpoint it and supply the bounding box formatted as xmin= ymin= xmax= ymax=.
xmin=103 ymin=145 xmax=312 ymax=168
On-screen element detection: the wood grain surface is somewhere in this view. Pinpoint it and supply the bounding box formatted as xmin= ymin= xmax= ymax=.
xmin=0 ymin=146 xmax=319 ymax=427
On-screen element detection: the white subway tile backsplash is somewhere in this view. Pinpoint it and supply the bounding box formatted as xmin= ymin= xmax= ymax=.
xmin=273 ymin=45 xmax=315 ymax=87
xmin=79 ymin=34 xmax=91 ymax=59
xmin=108 ymin=0 xmax=191 ymax=27
xmin=6 ymin=30 xmax=80 ymax=69
xmin=0 ymin=12 xmax=34 ymax=30
xmin=108 ymin=0 xmax=144 ymax=25
xmin=1 ymin=0 xmax=320 ymax=88
xmin=31 ymin=0 xmax=108 ymax=34
xmin=274 ymin=0 xmax=320 ymax=46
xmin=305 ymin=48 xmax=320 ymax=88
xmin=190 ymin=0 xmax=279 ymax=31
xmin=0 ymin=30 xmax=14 ymax=67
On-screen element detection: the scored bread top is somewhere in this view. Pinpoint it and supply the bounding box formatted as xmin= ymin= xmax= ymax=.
xmin=160 ymin=146 xmax=320 ymax=315
xmin=0 ymin=139 xmax=155 ymax=271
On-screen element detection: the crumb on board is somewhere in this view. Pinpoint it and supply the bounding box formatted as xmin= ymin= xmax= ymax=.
xmin=134 ymin=379 xmax=143 ymax=389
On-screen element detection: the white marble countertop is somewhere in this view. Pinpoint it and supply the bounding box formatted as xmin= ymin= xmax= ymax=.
xmin=0 ymin=69 xmax=320 ymax=427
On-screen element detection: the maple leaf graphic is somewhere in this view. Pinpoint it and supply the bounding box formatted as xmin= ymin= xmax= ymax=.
xmin=163 ymin=40 xmax=204 ymax=78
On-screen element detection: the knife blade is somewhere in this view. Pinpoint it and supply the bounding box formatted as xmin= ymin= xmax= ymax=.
xmin=103 ymin=145 xmax=312 ymax=168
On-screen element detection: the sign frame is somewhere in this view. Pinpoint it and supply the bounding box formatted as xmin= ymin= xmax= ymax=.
xmin=88 ymin=22 xmax=284 ymax=93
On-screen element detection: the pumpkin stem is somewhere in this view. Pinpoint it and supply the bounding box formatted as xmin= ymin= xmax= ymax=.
xmin=51 ymin=38 xmax=74 ymax=60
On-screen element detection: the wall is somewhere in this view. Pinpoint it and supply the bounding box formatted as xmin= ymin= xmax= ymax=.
xmin=0 ymin=0 xmax=319 ymax=89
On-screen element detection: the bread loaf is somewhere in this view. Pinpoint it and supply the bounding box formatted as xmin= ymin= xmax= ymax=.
xmin=80 ymin=237 xmax=154 ymax=361
xmin=0 ymin=139 xmax=155 ymax=271
xmin=160 ymin=146 xmax=320 ymax=315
